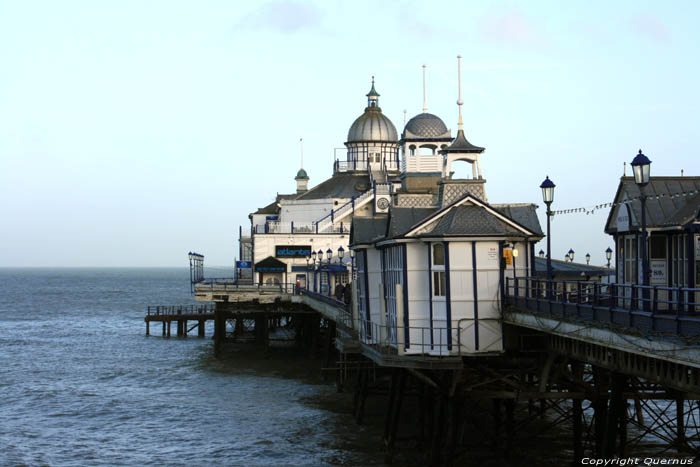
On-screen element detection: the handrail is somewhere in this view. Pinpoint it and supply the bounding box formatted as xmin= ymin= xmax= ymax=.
xmin=146 ymin=304 xmax=216 ymax=317
xmin=505 ymin=276 xmax=700 ymax=338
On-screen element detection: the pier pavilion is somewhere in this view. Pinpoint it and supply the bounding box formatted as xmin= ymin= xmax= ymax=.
xmin=176 ymin=59 xmax=700 ymax=463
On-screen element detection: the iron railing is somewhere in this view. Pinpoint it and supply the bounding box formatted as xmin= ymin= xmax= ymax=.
xmin=146 ymin=304 xmax=216 ymax=316
xmin=505 ymin=276 xmax=700 ymax=337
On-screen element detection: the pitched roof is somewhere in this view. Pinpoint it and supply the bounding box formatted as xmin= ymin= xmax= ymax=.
xmin=493 ymin=204 xmax=543 ymax=236
xmin=350 ymin=217 xmax=388 ymax=246
xmin=386 ymin=208 xmax=438 ymax=238
xmin=419 ymin=205 xmax=522 ymax=237
xmin=605 ymin=176 xmax=700 ymax=233
xmin=295 ymin=173 xmax=370 ymax=200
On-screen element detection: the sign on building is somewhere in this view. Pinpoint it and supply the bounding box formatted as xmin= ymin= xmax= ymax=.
xmin=650 ymin=260 xmax=667 ymax=285
xmin=236 ymin=261 xmax=252 ymax=269
xmin=275 ymin=245 xmax=312 ymax=258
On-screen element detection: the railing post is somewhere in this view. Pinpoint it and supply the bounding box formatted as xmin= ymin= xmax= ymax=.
xmin=514 ymin=277 xmax=519 ymax=299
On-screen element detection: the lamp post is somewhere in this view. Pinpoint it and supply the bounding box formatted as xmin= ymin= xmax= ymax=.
xmin=605 ymin=247 xmax=613 ymax=269
xmin=540 ymin=176 xmax=555 ymax=297
xmin=539 ymin=249 xmax=545 ymax=258
xmin=585 ymin=253 xmax=591 ymax=265
xmin=311 ymin=250 xmax=318 ymax=292
xmin=326 ymin=248 xmax=333 ymax=296
xmin=568 ymin=249 xmax=575 ymax=263
xmin=631 ymin=149 xmax=651 ymax=309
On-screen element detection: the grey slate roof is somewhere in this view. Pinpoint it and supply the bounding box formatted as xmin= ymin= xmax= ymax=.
xmin=420 ymin=205 xmax=523 ymax=237
xmin=295 ymin=173 xmax=370 ymax=200
xmin=441 ymin=129 xmax=484 ymax=154
xmin=251 ymin=193 xmax=297 ymax=215
xmin=350 ymin=217 xmax=389 ymax=245
xmin=493 ymin=204 xmax=543 ymax=236
xmin=605 ymin=177 xmax=700 ymax=233
xmin=534 ymin=257 xmax=615 ymax=277
xmin=386 ymin=208 xmax=438 ymax=238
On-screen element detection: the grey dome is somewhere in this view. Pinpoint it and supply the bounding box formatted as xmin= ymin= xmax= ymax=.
xmin=404 ymin=113 xmax=448 ymax=138
xmin=295 ymin=168 xmax=308 ymax=179
xmin=347 ymin=107 xmax=398 ymax=143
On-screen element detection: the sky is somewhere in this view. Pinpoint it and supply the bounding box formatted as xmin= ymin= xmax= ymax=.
xmin=1 ymin=0 xmax=699 ymax=268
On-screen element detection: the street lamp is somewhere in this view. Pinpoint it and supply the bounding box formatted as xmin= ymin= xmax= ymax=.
xmin=326 ymin=248 xmax=333 ymax=296
xmin=540 ymin=176 xmax=556 ymax=295
xmin=568 ymin=249 xmax=575 ymax=263
xmin=585 ymin=253 xmax=591 ymax=265
xmin=539 ymin=249 xmax=545 ymax=258
xmin=605 ymin=247 xmax=613 ymax=269
xmin=631 ymin=149 xmax=651 ymax=309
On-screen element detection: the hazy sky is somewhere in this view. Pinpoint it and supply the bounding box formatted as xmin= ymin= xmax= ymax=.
xmin=2 ymin=1 xmax=699 ymax=267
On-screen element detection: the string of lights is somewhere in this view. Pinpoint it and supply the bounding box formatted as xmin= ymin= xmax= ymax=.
xmin=550 ymin=188 xmax=700 ymax=217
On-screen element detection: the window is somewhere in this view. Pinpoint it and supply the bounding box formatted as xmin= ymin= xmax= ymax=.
xmin=433 ymin=271 xmax=446 ymax=296
xmin=433 ymin=244 xmax=445 ymax=266
xmin=432 ymin=243 xmax=446 ymax=297
xmin=650 ymin=236 xmax=666 ymax=259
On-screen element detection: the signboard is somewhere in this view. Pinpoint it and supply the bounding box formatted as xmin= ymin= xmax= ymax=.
xmin=503 ymin=249 xmax=513 ymax=266
xmin=236 ymin=261 xmax=251 ymax=269
xmin=275 ymin=245 xmax=312 ymax=258
xmin=616 ymin=203 xmax=630 ymax=232
xmin=488 ymin=247 xmax=498 ymax=261
xmin=695 ymin=234 xmax=700 ymax=260
xmin=650 ymin=260 xmax=667 ymax=285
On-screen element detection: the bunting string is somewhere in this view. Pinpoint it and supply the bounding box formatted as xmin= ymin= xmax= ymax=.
xmin=550 ymin=188 xmax=700 ymax=218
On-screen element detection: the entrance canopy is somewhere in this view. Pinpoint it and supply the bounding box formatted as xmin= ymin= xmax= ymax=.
xmin=255 ymin=256 xmax=287 ymax=272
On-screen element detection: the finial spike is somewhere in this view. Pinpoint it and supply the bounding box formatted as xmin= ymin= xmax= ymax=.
xmin=422 ymin=64 xmax=427 ymax=113
xmin=456 ymin=55 xmax=464 ymax=131
xmin=300 ymin=138 xmax=304 ymax=168
xmin=403 ymin=109 xmax=407 ymax=126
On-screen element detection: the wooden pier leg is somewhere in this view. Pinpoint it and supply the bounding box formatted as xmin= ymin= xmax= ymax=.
xmin=162 ymin=321 xmax=166 ymax=337
xmin=262 ymin=313 xmax=270 ymax=356
xmin=603 ymin=373 xmax=626 ymax=457
xmin=183 ymin=319 xmax=188 ymax=337
xmin=356 ymin=367 xmax=369 ymax=425
xmin=167 ymin=320 xmax=171 ymax=337
xmin=492 ymin=399 xmax=502 ymax=450
xmin=383 ymin=369 xmax=399 ymax=464
xmin=572 ymin=361 xmax=584 ymax=462
xmin=676 ymin=394 xmax=686 ymax=451
xmin=309 ymin=315 xmax=320 ymax=359
xmin=428 ymin=389 xmax=445 ymax=467
xmin=198 ymin=319 xmax=205 ymax=337
xmin=214 ymin=307 xmax=224 ymax=357
xmin=417 ymin=381 xmax=426 ymax=447
xmin=505 ymin=398 xmax=515 ymax=458
xmin=324 ymin=321 xmax=336 ymax=382
xmin=593 ymin=367 xmax=609 ymax=457
xmin=146 ymin=320 xmax=150 ymax=336
xmin=384 ymin=368 xmax=406 ymax=465
xmin=352 ymin=367 xmax=362 ymax=420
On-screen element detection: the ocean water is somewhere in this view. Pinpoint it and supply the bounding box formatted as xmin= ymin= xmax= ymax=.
xmin=0 ymin=268 xmax=384 ymax=467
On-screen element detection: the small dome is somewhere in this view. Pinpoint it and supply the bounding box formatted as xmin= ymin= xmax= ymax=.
xmin=295 ymin=168 xmax=308 ymax=179
xmin=347 ymin=107 xmax=398 ymax=143
xmin=404 ymin=113 xmax=448 ymax=138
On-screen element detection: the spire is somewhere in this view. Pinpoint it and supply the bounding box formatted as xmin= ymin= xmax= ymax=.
xmin=366 ymin=76 xmax=380 ymax=107
xmin=299 ymin=137 xmax=304 ymax=169
xmin=456 ymin=55 xmax=464 ymax=131
xmin=422 ymin=64 xmax=427 ymax=113
xmin=403 ymin=109 xmax=407 ymax=126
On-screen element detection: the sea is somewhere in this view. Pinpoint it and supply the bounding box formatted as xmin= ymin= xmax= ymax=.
xmin=1 ymin=268 xmax=686 ymax=467
xmin=0 ymin=268 xmax=387 ymax=467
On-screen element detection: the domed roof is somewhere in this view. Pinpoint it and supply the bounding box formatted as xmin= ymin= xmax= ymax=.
xmin=295 ymin=168 xmax=308 ymax=179
xmin=347 ymin=107 xmax=398 ymax=143
xmin=404 ymin=113 xmax=449 ymax=138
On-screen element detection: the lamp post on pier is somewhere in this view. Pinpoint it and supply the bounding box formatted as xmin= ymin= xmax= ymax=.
xmin=540 ymin=176 xmax=556 ymax=298
xmin=568 ymin=249 xmax=575 ymax=263
xmin=605 ymin=247 xmax=613 ymax=269
xmin=631 ymin=149 xmax=652 ymax=310
xmin=585 ymin=253 xmax=591 ymax=265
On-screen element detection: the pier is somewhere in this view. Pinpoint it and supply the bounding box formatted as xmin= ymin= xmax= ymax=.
xmin=145 ymin=277 xmax=700 ymax=464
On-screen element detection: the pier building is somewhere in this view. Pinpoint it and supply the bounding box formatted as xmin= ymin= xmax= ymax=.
xmin=172 ymin=58 xmax=700 ymax=463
